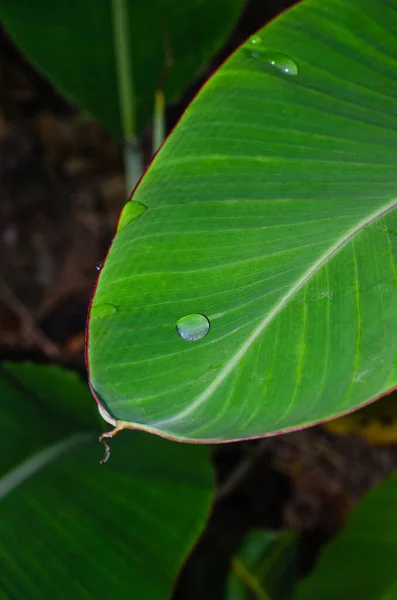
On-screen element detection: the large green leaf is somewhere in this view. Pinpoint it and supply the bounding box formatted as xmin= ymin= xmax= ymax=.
xmin=88 ymin=0 xmax=397 ymax=441
xmin=293 ymin=473 xmax=397 ymax=600
xmin=0 ymin=363 xmax=214 ymax=598
xmin=0 ymin=0 xmax=245 ymax=138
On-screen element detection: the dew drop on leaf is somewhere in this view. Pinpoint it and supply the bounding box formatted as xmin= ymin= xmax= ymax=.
xmin=96 ymin=261 xmax=104 ymax=271
xmin=176 ymin=314 xmax=210 ymax=342
xmin=117 ymin=201 xmax=148 ymax=233
xmin=91 ymin=303 xmax=118 ymax=320
xmin=267 ymin=53 xmax=298 ymax=75
xmin=244 ymin=45 xmax=298 ymax=76
xmin=250 ymin=35 xmax=262 ymax=45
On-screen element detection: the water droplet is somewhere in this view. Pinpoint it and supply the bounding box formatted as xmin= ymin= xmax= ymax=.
xmin=250 ymin=35 xmax=262 ymax=45
xmin=117 ymin=201 xmax=148 ymax=233
xmin=268 ymin=54 xmax=298 ymax=75
xmin=96 ymin=261 xmax=104 ymax=271
xmin=176 ymin=314 xmax=210 ymax=342
xmin=91 ymin=303 xmax=118 ymax=320
xmin=244 ymin=47 xmax=298 ymax=76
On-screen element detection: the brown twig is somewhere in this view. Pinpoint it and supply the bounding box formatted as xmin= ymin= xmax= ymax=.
xmin=0 ymin=275 xmax=61 ymax=358
xmin=98 ymin=421 xmax=126 ymax=464
xmin=99 ymin=433 xmax=111 ymax=464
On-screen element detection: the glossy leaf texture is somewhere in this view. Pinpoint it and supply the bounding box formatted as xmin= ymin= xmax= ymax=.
xmin=88 ymin=0 xmax=397 ymax=442
xmin=0 ymin=362 xmax=214 ymax=598
xmin=293 ymin=473 xmax=397 ymax=600
xmin=227 ymin=530 xmax=298 ymax=600
xmin=0 ymin=0 xmax=245 ymax=138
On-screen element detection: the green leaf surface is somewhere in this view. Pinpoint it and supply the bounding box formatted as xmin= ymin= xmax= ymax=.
xmin=88 ymin=0 xmax=397 ymax=441
xmin=293 ymin=473 xmax=397 ymax=600
xmin=227 ymin=530 xmax=298 ymax=600
xmin=0 ymin=0 xmax=245 ymax=138
xmin=0 ymin=362 xmax=214 ymax=598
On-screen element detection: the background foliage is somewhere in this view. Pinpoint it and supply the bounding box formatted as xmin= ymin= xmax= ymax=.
xmin=0 ymin=363 xmax=214 ymax=598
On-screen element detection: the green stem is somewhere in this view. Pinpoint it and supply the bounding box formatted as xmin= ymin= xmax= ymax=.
xmin=112 ymin=0 xmax=135 ymax=137
xmin=153 ymin=88 xmax=166 ymax=155
xmin=111 ymin=0 xmax=143 ymax=195
xmin=232 ymin=558 xmax=271 ymax=600
xmin=124 ymin=138 xmax=143 ymax=197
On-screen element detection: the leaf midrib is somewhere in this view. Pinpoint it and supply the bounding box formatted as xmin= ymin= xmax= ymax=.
xmin=155 ymin=196 xmax=397 ymax=427
xmin=0 ymin=433 xmax=94 ymax=500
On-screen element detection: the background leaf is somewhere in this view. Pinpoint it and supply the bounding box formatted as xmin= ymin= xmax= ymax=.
xmin=0 ymin=0 xmax=245 ymax=138
xmin=0 ymin=362 xmax=214 ymax=598
xmin=2 ymin=361 xmax=97 ymax=426
xmin=292 ymin=473 xmax=397 ymax=600
xmin=0 ymin=361 xmax=95 ymax=474
xmin=88 ymin=0 xmax=397 ymax=441
xmin=227 ymin=530 xmax=298 ymax=600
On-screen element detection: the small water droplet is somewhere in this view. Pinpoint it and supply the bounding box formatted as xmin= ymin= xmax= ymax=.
xmin=117 ymin=201 xmax=148 ymax=233
xmin=91 ymin=303 xmax=118 ymax=320
xmin=244 ymin=47 xmax=298 ymax=76
xmin=267 ymin=54 xmax=298 ymax=75
xmin=250 ymin=35 xmax=262 ymax=45
xmin=96 ymin=261 xmax=104 ymax=271
xmin=176 ymin=314 xmax=210 ymax=342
